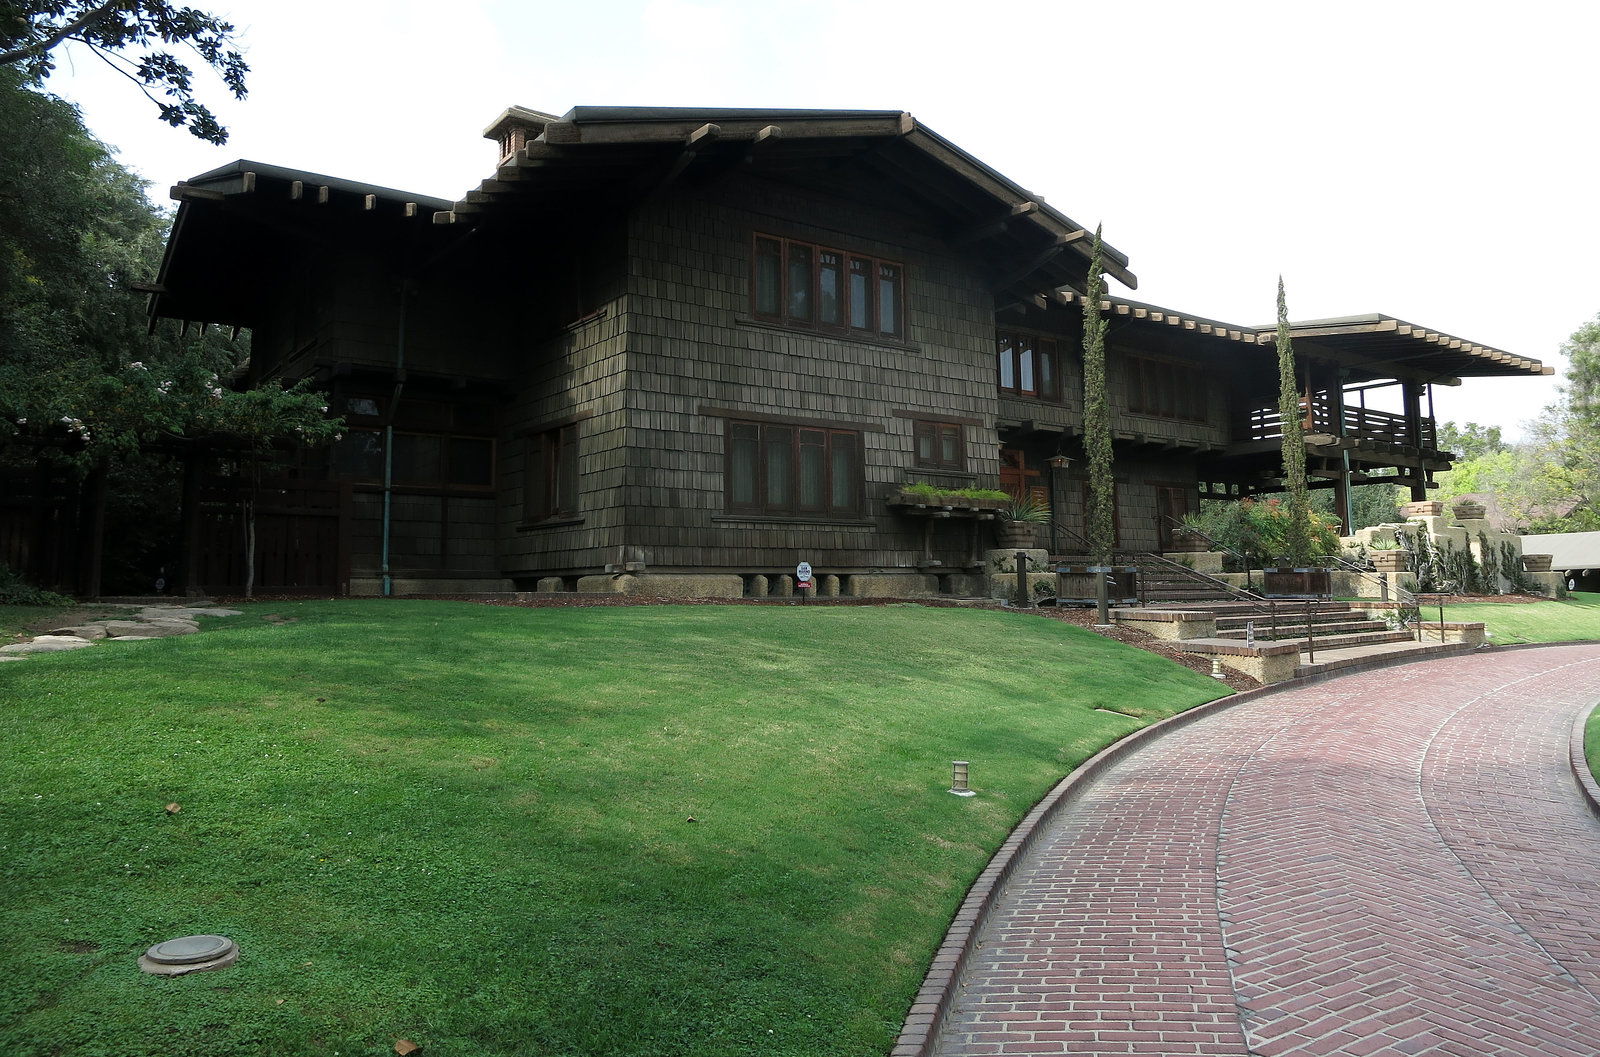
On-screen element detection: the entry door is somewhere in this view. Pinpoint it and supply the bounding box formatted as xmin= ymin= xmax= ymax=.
xmin=999 ymin=448 xmax=1045 ymax=504
xmin=1155 ymin=484 xmax=1192 ymax=550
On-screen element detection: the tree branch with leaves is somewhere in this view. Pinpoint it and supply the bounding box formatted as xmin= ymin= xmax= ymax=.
xmin=1 ymin=1 xmax=247 ymax=143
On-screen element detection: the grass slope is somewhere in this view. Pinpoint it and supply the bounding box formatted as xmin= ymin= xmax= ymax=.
xmin=0 ymin=601 xmax=1228 ymax=1057
xmin=1442 ymin=591 xmax=1600 ymax=645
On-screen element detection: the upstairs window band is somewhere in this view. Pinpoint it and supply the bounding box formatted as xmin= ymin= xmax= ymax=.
xmin=726 ymin=421 xmax=861 ymax=518
xmin=1128 ymin=355 xmax=1208 ymax=422
xmin=753 ymin=234 xmax=903 ymax=340
xmin=997 ymin=331 xmax=1063 ymax=402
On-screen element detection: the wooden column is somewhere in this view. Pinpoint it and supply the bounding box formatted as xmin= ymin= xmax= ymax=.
xmin=178 ymin=449 xmax=206 ymax=597
xmin=1332 ymin=374 xmax=1352 ymax=534
xmin=76 ymin=461 xmax=108 ymax=598
xmin=1402 ymin=382 xmax=1426 ymax=502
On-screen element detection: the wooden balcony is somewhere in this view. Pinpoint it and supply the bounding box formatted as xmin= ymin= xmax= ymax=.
xmin=1233 ymin=397 xmax=1441 ymax=461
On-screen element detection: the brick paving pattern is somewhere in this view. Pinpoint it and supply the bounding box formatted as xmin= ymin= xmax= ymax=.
xmin=932 ymin=645 xmax=1600 ymax=1056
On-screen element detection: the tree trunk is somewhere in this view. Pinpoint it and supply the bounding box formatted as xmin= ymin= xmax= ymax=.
xmin=243 ymin=497 xmax=256 ymax=598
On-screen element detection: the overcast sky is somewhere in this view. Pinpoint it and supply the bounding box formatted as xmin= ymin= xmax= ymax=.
xmin=48 ymin=0 xmax=1600 ymax=440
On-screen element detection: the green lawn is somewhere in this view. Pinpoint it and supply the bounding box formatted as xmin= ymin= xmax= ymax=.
xmin=1441 ymin=591 xmax=1600 ymax=645
xmin=0 ymin=601 xmax=1229 ymax=1057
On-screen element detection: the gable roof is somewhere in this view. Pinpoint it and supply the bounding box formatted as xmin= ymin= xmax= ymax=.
xmin=447 ymin=105 xmax=1136 ymax=304
xmin=149 ymin=160 xmax=453 ymax=328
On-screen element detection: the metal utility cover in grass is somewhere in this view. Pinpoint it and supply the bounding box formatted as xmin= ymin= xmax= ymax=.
xmin=138 ymin=934 xmax=239 ymax=975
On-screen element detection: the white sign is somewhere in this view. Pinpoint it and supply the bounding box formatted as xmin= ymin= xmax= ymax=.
xmin=796 ymin=561 xmax=813 ymax=586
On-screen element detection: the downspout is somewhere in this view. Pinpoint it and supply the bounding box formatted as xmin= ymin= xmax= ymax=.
xmin=382 ymin=282 xmax=411 ymax=597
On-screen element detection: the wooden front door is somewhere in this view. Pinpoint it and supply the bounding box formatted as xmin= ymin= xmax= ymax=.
xmin=999 ymin=448 xmax=1044 ymax=503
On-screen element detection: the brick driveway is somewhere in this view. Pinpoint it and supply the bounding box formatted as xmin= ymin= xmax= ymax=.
xmin=930 ymin=645 xmax=1600 ymax=1056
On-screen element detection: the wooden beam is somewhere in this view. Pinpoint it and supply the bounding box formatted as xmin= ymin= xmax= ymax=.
xmin=169 ymin=184 xmax=225 ymax=203
xmin=685 ymin=122 xmax=720 ymax=147
xmin=290 ymin=180 xmax=304 ymax=200
xmin=317 ymin=185 xmax=330 ymax=205
xmin=364 ymin=194 xmax=377 ymax=211
xmin=241 ymin=171 xmax=256 ymax=193
xmin=405 ymin=202 xmax=419 ymax=217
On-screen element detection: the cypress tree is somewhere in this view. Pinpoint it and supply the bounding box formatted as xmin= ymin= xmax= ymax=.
xmin=1083 ymin=226 xmax=1114 ymax=563
xmin=1277 ymin=276 xmax=1313 ymax=566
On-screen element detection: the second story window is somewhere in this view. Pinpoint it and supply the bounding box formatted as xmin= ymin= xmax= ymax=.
xmin=998 ymin=331 xmax=1063 ymax=402
xmin=753 ymin=234 xmax=902 ymax=340
xmin=1128 ymin=355 xmax=1208 ymax=422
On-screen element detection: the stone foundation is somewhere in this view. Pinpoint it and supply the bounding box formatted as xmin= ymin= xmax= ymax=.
xmin=848 ymin=572 xmax=940 ymax=598
xmin=576 ymin=573 xmax=744 ymax=598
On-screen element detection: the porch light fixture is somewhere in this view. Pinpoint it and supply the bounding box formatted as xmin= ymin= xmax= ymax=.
xmin=1046 ymin=454 xmax=1072 ymax=471
xmin=950 ymin=760 xmax=976 ymax=797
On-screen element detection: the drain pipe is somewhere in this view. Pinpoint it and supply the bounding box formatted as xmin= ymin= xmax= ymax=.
xmin=381 ymin=282 xmax=412 ymax=598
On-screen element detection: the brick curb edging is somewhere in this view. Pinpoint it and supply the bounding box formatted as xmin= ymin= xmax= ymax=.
xmin=1570 ymin=700 xmax=1600 ymax=819
xmin=889 ymin=639 xmax=1600 ymax=1057
xmin=888 ymin=677 xmax=1287 ymax=1056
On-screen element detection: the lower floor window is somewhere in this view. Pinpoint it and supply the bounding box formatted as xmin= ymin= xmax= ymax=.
xmin=526 ymin=423 xmax=579 ymax=521
xmin=727 ymin=421 xmax=860 ymax=516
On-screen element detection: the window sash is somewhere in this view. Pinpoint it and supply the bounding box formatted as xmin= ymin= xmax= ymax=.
xmin=1128 ymin=356 xmax=1206 ymax=422
xmin=997 ymin=330 xmax=1062 ymax=402
xmin=752 ymin=234 xmax=901 ymax=338
xmin=913 ymin=420 xmax=964 ymax=471
xmin=726 ymin=420 xmax=860 ymax=516
xmin=524 ymin=424 xmax=579 ymax=521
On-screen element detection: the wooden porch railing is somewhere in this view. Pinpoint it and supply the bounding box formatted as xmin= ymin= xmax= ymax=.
xmin=1235 ymin=396 xmax=1437 ymax=451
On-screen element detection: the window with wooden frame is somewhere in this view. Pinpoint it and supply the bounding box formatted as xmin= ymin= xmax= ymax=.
xmin=913 ymin=420 xmax=965 ymax=471
xmin=997 ymin=330 xmax=1063 ymax=402
xmin=752 ymin=234 xmax=903 ymax=340
xmin=1127 ymin=355 xmax=1207 ymax=422
xmin=524 ymin=422 xmax=580 ymax=522
xmin=726 ymin=420 xmax=861 ymax=517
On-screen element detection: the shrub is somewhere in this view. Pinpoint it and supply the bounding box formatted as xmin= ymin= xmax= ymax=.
xmin=0 ymin=564 xmax=75 ymax=607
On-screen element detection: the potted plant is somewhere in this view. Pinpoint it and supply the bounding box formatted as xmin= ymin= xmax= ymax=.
xmin=996 ymin=492 xmax=1049 ymax=549
xmin=1367 ymin=538 xmax=1408 ymax=574
xmin=1170 ymin=511 xmax=1213 ymax=553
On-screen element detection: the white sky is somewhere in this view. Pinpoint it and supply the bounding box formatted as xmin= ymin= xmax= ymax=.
xmin=48 ymin=0 xmax=1600 ymax=440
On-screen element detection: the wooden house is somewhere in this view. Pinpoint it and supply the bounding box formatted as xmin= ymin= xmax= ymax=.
xmin=144 ymin=105 xmax=1550 ymax=598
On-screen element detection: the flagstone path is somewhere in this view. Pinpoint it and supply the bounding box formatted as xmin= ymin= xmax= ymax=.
xmin=919 ymin=644 xmax=1600 ymax=1057
xmin=0 ymin=604 xmax=242 ymax=659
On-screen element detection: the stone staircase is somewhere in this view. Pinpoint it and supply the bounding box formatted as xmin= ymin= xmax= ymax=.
xmin=1110 ymin=582 xmax=1486 ymax=685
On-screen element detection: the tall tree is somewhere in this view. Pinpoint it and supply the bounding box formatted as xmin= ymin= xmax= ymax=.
xmin=1276 ymin=276 xmax=1313 ymax=566
xmin=0 ymin=0 xmax=247 ymax=143
xmin=0 ymin=72 xmax=337 ymax=591
xmin=1081 ymin=225 xmax=1114 ymax=563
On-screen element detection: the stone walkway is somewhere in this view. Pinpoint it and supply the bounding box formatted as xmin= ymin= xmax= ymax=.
xmin=922 ymin=645 xmax=1600 ymax=1056
xmin=0 ymin=603 xmax=242 ymax=659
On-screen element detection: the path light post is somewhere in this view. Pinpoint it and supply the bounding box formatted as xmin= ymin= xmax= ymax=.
xmin=950 ymin=760 xmax=976 ymax=797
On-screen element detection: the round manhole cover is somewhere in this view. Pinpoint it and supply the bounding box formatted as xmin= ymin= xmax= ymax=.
xmin=144 ymin=934 xmax=234 ymax=965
